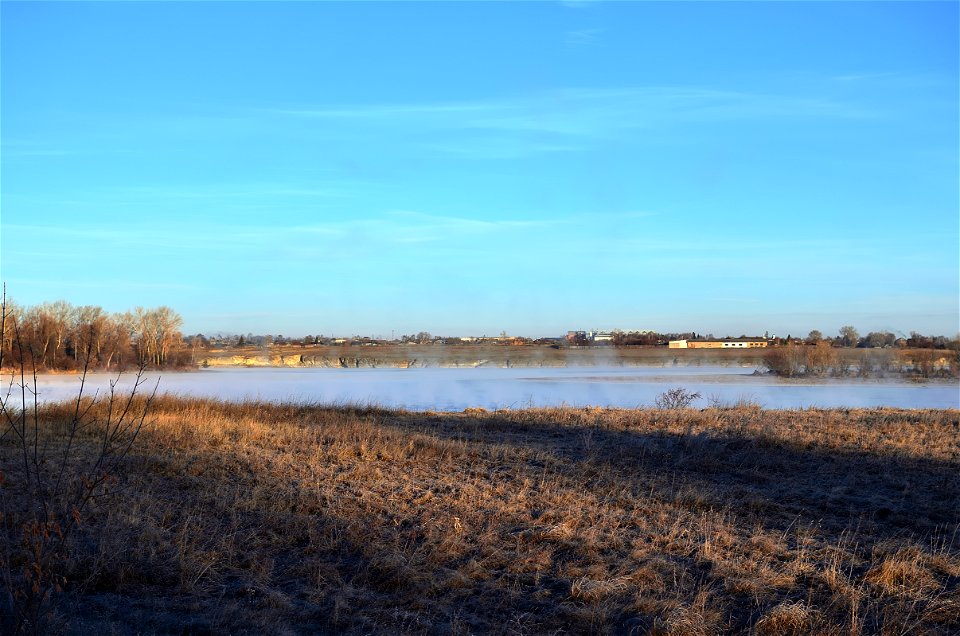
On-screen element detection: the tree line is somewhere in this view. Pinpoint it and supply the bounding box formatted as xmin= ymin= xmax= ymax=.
xmin=800 ymin=326 xmax=957 ymax=350
xmin=611 ymin=326 xmax=957 ymax=351
xmin=1 ymin=299 xmax=185 ymax=371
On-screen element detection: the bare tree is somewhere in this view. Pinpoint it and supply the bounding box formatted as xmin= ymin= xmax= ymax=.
xmin=0 ymin=299 xmax=22 ymax=367
xmin=865 ymin=331 xmax=895 ymax=348
xmin=43 ymin=300 xmax=75 ymax=369
xmin=188 ymin=334 xmax=207 ymax=364
xmin=71 ymin=305 xmax=105 ymax=364
xmin=839 ymin=325 xmax=859 ymax=348
xmin=22 ymin=307 xmax=55 ymax=369
xmin=102 ymin=313 xmax=134 ymax=370
xmin=130 ymin=306 xmax=183 ymax=367
xmin=153 ymin=307 xmax=183 ymax=366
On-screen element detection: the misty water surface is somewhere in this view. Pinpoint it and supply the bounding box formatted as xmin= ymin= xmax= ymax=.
xmin=22 ymin=367 xmax=960 ymax=411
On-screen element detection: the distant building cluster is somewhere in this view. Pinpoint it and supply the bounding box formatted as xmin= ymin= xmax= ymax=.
xmin=209 ymin=330 xmax=779 ymax=350
xmin=566 ymin=330 xmax=616 ymax=344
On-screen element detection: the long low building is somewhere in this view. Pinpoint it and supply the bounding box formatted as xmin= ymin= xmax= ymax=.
xmin=669 ymin=338 xmax=769 ymax=349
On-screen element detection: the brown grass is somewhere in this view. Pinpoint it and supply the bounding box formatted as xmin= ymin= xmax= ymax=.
xmin=2 ymin=399 xmax=958 ymax=634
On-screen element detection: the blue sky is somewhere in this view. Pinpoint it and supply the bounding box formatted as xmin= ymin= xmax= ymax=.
xmin=2 ymin=1 xmax=957 ymax=338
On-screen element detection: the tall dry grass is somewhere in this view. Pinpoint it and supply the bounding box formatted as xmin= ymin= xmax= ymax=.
xmin=2 ymin=397 xmax=958 ymax=633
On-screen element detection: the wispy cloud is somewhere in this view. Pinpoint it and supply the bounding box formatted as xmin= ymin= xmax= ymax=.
xmin=621 ymin=236 xmax=855 ymax=253
xmin=1 ymin=138 xmax=135 ymax=158
xmin=424 ymin=138 xmax=579 ymax=158
xmin=5 ymin=278 xmax=195 ymax=291
xmin=1 ymin=139 xmax=76 ymax=158
xmin=3 ymin=149 xmax=78 ymax=158
xmin=565 ymin=27 xmax=604 ymax=47
xmin=384 ymin=210 xmax=558 ymax=232
xmin=3 ymin=180 xmax=369 ymax=213
xmin=265 ymin=102 xmax=492 ymax=120
xmin=103 ymin=181 xmax=363 ymax=201
xmin=832 ymin=72 xmax=896 ymax=82
xmin=266 ymin=85 xmax=878 ymax=144
xmin=491 ymin=87 xmax=877 ymax=132
xmin=709 ymin=297 xmax=762 ymax=304
xmin=7 ymin=84 xmax=881 ymax=167
xmin=2 ymin=209 xmax=561 ymax=256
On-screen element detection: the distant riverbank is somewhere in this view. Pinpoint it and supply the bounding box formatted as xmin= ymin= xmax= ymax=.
xmin=199 ymin=344 xmax=770 ymax=369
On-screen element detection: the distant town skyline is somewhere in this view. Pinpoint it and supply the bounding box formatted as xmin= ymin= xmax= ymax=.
xmin=2 ymin=2 xmax=957 ymax=338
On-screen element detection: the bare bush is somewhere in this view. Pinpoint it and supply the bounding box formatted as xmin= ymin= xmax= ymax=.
xmin=762 ymin=344 xmax=806 ymax=377
xmin=0 ymin=289 xmax=156 ymax=634
xmin=805 ymin=341 xmax=838 ymax=377
xmin=910 ymin=348 xmax=939 ymax=378
xmin=655 ymin=387 xmax=701 ymax=409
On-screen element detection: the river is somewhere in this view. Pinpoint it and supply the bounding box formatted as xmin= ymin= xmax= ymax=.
xmin=21 ymin=366 xmax=960 ymax=410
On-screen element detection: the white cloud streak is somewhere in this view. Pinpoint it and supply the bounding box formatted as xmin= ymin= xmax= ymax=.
xmin=1 ymin=217 xmax=503 ymax=254
xmin=264 ymin=85 xmax=878 ymax=140
xmin=1 ymin=208 xmax=629 ymax=256
xmin=6 ymin=83 xmax=882 ymax=163
xmin=564 ymin=27 xmax=605 ymax=47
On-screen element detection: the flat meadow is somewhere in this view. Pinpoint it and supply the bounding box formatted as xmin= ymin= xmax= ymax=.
xmin=2 ymin=396 xmax=958 ymax=634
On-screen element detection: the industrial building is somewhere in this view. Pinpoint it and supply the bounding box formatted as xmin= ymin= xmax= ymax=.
xmin=668 ymin=338 xmax=769 ymax=349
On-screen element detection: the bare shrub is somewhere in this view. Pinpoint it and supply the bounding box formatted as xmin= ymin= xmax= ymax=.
xmin=706 ymin=393 xmax=725 ymax=409
xmin=655 ymin=387 xmax=701 ymax=409
xmin=833 ymin=353 xmax=854 ymax=377
xmin=910 ymin=349 xmax=938 ymax=378
xmin=762 ymin=344 xmax=805 ymax=377
xmin=805 ymin=342 xmax=838 ymax=377
xmin=0 ymin=289 xmax=155 ymax=634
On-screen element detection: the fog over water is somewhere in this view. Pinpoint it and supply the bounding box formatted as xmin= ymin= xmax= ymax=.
xmin=23 ymin=367 xmax=960 ymax=411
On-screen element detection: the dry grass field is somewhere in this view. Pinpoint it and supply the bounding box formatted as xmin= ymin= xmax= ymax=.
xmin=2 ymin=398 xmax=959 ymax=634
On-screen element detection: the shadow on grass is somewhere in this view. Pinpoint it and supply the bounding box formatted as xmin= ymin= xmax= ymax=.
xmin=58 ymin=417 xmax=598 ymax=634
xmin=374 ymin=408 xmax=960 ymax=539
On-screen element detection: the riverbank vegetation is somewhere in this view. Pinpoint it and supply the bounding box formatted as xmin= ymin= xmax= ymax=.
xmin=763 ymin=342 xmax=959 ymax=379
xmin=2 ymin=395 xmax=957 ymax=633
